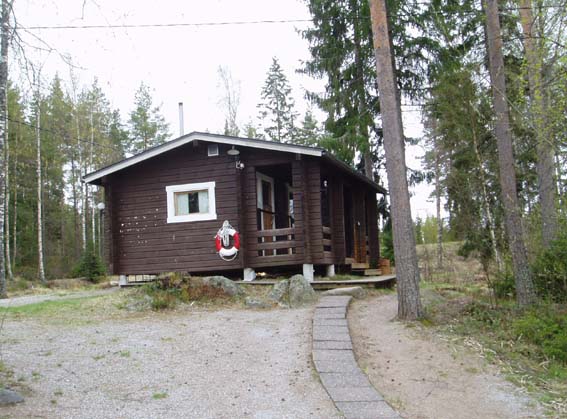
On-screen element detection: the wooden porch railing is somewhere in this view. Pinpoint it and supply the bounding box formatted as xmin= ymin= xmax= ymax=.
xmin=252 ymin=227 xmax=297 ymax=257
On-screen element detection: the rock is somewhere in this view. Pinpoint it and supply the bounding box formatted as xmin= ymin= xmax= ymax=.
xmin=202 ymin=276 xmax=244 ymax=297
xmin=244 ymin=297 xmax=271 ymax=309
xmin=268 ymin=279 xmax=290 ymax=304
xmin=0 ymin=389 xmax=24 ymax=406
xmin=322 ymin=286 xmax=367 ymax=299
xmin=288 ymin=274 xmax=317 ymax=308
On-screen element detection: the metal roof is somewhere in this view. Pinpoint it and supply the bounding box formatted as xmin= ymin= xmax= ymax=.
xmin=83 ymin=131 xmax=386 ymax=193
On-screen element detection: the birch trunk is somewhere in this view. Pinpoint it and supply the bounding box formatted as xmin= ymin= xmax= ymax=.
xmin=11 ymin=123 xmax=17 ymax=268
xmin=4 ymin=106 xmax=11 ymax=280
xmin=0 ymin=0 xmax=8 ymax=297
xmin=519 ymin=0 xmax=558 ymax=248
xmin=89 ymin=109 xmax=95 ymax=247
xmin=369 ymin=0 xmax=423 ymax=320
xmin=484 ymin=0 xmax=536 ymax=306
xmin=34 ymin=76 xmax=46 ymax=284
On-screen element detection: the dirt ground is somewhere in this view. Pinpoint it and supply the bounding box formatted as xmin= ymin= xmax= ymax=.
xmin=0 ymin=303 xmax=339 ymax=419
xmin=349 ymin=293 xmax=546 ymax=419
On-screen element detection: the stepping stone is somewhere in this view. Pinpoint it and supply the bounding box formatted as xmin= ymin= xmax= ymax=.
xmin=312 ymin=349 xmax=356 ymax=362
xmin=322 ymin=286 xmax=367 ymax=299
xmin=313 ymin=340 xmax=353 ymax=350
xmin=313 ymin=319 xmax=348 ymax=327
xmin=317 ymin=296 xmax=352 ymax=307
xmin=319 ymin=372 xmax=372 ymax=388
xmin=326 ymin=386 xmax=383 ymax=402
xmin=314 ymin=359 xmax=360 ymax=373
xmin=335 ymin=401 xmax=401 ymax=419
xmin=0 ymin=389 xmax=24 ymax=406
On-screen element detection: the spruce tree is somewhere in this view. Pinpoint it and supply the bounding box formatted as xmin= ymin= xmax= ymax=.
xmin=128 ymin=82 xmax=170 ymax=153
xmin=257 ymin=57 xmax=298 ymax=143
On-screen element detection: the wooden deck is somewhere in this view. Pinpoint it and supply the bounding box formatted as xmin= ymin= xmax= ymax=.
xmin=235 ymin=274 xmax=396 ymax=289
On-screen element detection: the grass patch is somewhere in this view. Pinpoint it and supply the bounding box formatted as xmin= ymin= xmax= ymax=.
xmin=423 ymin=284 xmax=567 ymax=416
xmin=2 ymin=296 xmax=101 ymax=317
xmin=152 ymin=392 xmax=168 ymax=400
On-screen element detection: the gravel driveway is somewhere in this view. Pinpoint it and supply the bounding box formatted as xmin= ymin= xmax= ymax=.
xmin=0 ymin=307 xmax=340 ymax=419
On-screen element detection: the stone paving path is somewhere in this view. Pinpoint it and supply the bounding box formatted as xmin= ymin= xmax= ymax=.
xmin=313 ymin=295 xmax=402 ymax=419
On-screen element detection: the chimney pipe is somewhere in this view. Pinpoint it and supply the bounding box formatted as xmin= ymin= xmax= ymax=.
xmin=178 ymin=102 xmax=184 ymax=136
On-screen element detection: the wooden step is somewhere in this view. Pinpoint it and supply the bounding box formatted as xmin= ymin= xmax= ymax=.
xmin=351 ymin=262 xmax=370 ymax=270
xmin=363 ymin=269 xmax=382 ymax=276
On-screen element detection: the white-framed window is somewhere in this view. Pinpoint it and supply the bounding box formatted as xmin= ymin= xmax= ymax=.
xmin=166 ymin=181 xmax=217 ymax=223
xmin=207 ymin=144 xmax=219 ymax=157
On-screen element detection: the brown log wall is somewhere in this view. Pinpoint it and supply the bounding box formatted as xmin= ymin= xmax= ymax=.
xmin=104 ymin=142 xmax=241 ymax=274
xmin=101 ymin=142 xmax=382 ymax=275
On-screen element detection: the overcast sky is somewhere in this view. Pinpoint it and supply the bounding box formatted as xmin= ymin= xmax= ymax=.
xmin=15 ymin=0 xmax=438 ymax=219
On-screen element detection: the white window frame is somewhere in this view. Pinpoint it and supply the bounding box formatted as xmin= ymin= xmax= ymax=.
xmin=166 ymin=181 xmax=217 ymax=223
xmin=207 ymin=144 xmax=219 ymax=157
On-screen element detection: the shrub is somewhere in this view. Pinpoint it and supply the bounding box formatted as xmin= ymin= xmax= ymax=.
xmin=531 ymin=232 xmax=567 ymax=302
xmin=490 ymin=268 xmax=516 ymax=300
xmin=513 ymin=308 xmax=567 ymax=364
xmin=72 ymin=245 xmax=106 ymax=282
xmin=142 ymin=273 xmax=231 ymax=310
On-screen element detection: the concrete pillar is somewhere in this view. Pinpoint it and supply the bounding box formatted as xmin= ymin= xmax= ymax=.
xmin=303 ymin=264 xmax=314 ymax=282
xmin=326 ymin=264 xmax=336 ymax=278
xmin=119 ymin=275 xmax=127 ymax=287
xmin=243 ymin=268 xmax=256 ymax=282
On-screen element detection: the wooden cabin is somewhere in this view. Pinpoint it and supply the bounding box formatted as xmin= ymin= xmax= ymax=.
xmin=84 ymin=132 xmax=386 ymax=281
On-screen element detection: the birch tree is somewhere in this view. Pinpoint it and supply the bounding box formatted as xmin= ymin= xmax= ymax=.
xmin=369 ymin=0 xmax=423 ymax=320
xmin=0 ymin=0 xmax=10 ymax=297
xmin=31 ymin=66 xmax=46 ymax=284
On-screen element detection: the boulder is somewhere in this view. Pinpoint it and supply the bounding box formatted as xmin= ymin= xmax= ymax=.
xmin=244 ymin=297 xmax=271 ymax=309
xmin=288 ymin=274 xmax=317 ymax=307
xmin=0 ymin=389 xmax=24 ymax=406
xmin=268 ymin=279 xmax=290 ymax=304
xmin=322 ymin=286 xmax=367 ymax=299
xmin=201 ymin=276 xmax=244 ymax=297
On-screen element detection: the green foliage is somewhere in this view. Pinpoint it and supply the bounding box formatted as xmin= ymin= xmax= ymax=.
xmin=141 ymin=273 xmax=231 ymax=311
xmin=414 ymin=217 xmax=424 ymax=245
xmin=531 ymin=232 xmax=567 ymax=302
xmin=513 ymin=309 xmax=567 ymax=364
xmin=257 ymin=57 xmax=298 ymax=143
xmin=127 ymin=82 xmax=170 ymax=153
xmin=490 ymin=268 xmax=516 ymax=300
xmin=73 ymin=245 xmax=106 ymax=282
xmin=381 ymin=218 xmax=394 ymax=263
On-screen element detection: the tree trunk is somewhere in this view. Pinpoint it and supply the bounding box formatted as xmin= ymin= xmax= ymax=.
xmin=519 ymin=0 xmax=558 ymax=248
xmin=4 ymin=105 xmax=11 ymax=280
xmin=470 ymin=114 xmax=503 ymax=270
xmin=432 ymin=124 xmax=443 ymax=270
xmin=0 ymin=0 xmax=9 ymax=297
xmin=484 ymin=0 xmax=536 ymax=306
xmin=89 ymin=109 xmax=96 ymax=247
xmin=11 ymin=124 xmax=17 ymax=269
xmin=369 ymin=0 xmax=423 ymax=320
xmin=35 ymin=75 xmax=46 ymax=284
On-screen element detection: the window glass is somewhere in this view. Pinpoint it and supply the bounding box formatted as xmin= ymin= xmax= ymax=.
xmin=176 ymin=193 xmax=189 ymax=215
xmin=175 ymin=190 xmax=209 ymax=215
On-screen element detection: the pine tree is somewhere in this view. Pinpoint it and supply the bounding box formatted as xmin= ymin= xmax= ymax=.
xmin=128 ymin=82 xmax=170 ymax=153
xmin=369 ymin=0 xmax=423 ymax=320
xmin=257 ymin=57 xmax=298 ymax=143
xmin=484 ymin=0 xmax=536 ymax=306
